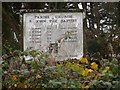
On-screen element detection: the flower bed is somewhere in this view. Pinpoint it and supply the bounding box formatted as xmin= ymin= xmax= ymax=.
xmin=2 ymin=50 xmax=120 ymax=89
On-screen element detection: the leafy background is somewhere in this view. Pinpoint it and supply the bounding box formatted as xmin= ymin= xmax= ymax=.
xmin=2 ymin=2 xmax=120 ymax=89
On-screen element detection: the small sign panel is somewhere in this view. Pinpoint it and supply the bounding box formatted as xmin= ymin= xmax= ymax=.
xmin=23 ymin=13 xmax=83 ymax=61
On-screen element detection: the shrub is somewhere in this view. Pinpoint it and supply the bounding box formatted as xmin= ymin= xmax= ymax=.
xmin=2 ymin=50 xmax=120 ymax=89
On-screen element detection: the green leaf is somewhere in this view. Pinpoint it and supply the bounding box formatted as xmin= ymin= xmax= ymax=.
xmin=89 ymin=80 xmax=98 ymax=86
xmin=104 ymin=82 xmax=112 ymax=89
xmin=45 ymin=53 xmax=49 ymax=58
xmin=29 ymin=50 xmax=39 ymax=57
xmin=40 ymin=59 xmax=45 ymax=65
xmin=28 ymin=77 xmax=36 ymax=84
xmin=19 ymin=75 xmax=25 ymax=83
xmin=22 ymin=51 xmax=29 ymax=56
xmin=30 ymin=61 xmax=38 ymax=69
xmin=0 ymin=69 xmax=2 ymax=75
xmin=111 ymin=58 xmax=118 ymax=65
xmin=3 ymin=62 xmax=9 ymax=68
xmin=61 ymin=78 xmax=67 ymax=84
xmin=12 ymin=70 xmax=20 ymax=74
xmin=22 ymin=69 xmax=30 ymax=76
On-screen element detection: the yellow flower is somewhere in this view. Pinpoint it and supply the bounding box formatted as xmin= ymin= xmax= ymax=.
xmin=88 ymin=69 xmax=93 ymax=73
xmin=85 ymin=85 xmax=89 ymax=90
xmin=91 ymin=62 xmax=98 ymax=70
xmin=80 ymin=57 xmax=88 ymax=64
xmin=82 ymin=68 xmax=89 ymax=76
xmin=105 ymin=66 xmax=110 ymax=70
xmin=36 ymin=74 xmax=42 ymax=79
xmin=80 ymin=83 xmax=84 ymax=88
xmin=82 ymin=68 xmax=94 ymax=76
xmin=75 ymin=78 xmax=79 ymax=80
xmin=94 ymin=73 xmax=101 ymax=79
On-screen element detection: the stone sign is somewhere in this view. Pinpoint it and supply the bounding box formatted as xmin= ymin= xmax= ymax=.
xmin=23 ymin=12 xmax=83 ymax=61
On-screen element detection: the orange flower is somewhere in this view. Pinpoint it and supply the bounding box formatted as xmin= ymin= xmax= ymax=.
xmin=12 ymin=75 xmax=17 ymax=81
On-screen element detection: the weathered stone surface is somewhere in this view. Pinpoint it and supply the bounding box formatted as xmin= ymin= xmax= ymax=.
xmin=23 ymin=13 xmax=83 ymax=61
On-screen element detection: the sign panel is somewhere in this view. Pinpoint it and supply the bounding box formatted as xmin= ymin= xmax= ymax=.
xmin=23 ymin=13 xmax=83 ymax=61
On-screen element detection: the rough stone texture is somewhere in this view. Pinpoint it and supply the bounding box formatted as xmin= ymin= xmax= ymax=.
xmin=23 ymin=13 xmax=83 ymax=61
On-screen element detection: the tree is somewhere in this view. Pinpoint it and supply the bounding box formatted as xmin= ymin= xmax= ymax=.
xmin=2 ymin=2 xmax=120 ymax=58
